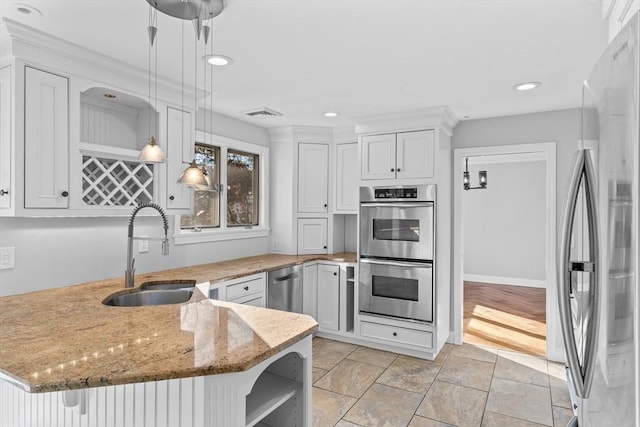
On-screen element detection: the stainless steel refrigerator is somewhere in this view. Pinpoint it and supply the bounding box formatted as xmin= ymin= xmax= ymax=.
xmin=558 ymin=12 xmax=639 ymax=427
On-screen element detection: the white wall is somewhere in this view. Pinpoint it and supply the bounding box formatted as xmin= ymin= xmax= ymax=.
xmin=462 ymin=158 xmax=546 ymax=283
xmin=0 ymin=112 xmax=271 ymax=297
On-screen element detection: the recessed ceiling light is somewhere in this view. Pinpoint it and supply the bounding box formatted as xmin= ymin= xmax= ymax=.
xmin=13 ymin=3 xmax=42 ymax=16
xmin=203 ymin=54 xmax=233 ymax=66
xmin=324 ymin=112 xmax=339 ymax=118
xmin=513 ymin=82 xmax=542 ymax=91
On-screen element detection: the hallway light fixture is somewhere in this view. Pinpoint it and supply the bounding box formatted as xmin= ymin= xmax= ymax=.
xmin=463 ymin=158 xmax=487 ymax=191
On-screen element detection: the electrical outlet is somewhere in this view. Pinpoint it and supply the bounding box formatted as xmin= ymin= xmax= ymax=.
xmin=0 ymin=247 xmax=15 ymax=270
xmin=271 ymin=239 xmax=280 ymax=252
xmin=138 ymin=236 xmax=149 ymax=253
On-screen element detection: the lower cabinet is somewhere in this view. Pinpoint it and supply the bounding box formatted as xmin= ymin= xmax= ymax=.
xmin=213 ymin=273 xmax=266 ymax=307
xmin=316 ymin=264 xmax=340 ymax=332
xmin=310 ymin=262 xmax=356 ymax=336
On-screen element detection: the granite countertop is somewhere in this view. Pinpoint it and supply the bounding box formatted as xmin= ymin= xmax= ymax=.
xmin=0 ymin=253 xmax=356 ymax=393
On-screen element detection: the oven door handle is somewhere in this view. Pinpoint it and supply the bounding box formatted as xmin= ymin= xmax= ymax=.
xmin=360 ymin=202 xmax=433 ymax=208
xmin=360 ymin=258 xmax=432 ymax=268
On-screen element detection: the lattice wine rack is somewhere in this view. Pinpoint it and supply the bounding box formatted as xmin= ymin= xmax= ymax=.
xmin=82 ymin=155 xmax=154 ymax=206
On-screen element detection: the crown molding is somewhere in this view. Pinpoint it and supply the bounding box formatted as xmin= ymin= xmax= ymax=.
xmin=333 ymin=125 xmax=357 ymax=143
xmin=354 ymin=105 xmax=459 ymax=136
xmin=2 ymin=18 xmax=197 ymax=98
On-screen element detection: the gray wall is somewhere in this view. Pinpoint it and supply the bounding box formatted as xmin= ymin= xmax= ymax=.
xmin=462 ymin=159 xmax=546 ymax=282
xmin=453 ymin=108 xmax=581 ymax=231
xmin=0 ymin=112 xmax=270 ymax=297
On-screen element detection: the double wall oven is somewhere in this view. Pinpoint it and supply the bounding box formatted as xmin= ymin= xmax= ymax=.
xmin=359 ymin=185 xmax=436 ymax=322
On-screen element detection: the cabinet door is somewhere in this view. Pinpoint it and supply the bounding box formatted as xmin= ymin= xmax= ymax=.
xmin=396 ymin=130 xmax=435 ymax=179
xmin=303 ymin=263 xmax=318 ymax=318
xmin=335 ymin=143 xmax=358 ymax=212
xmin=0 ymin=66 xmax=10 ymax=209
xmin=24 ymin=67 xmax=69 ymax=208
xmin=298 ymin=143 xmax=329 ymax=212
xmin=297 ymin=218 xmax=328 ymax=254
xmin=361 ymin=133 xmax=396 ymax=180
xmin=166 ymin=107 xmax=193 ymax=210
xmin=317 ymin=264 xmax=340 ymax=332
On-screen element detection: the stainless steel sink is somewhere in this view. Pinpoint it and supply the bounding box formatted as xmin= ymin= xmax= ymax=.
xmin=103 ymin=280 xmax=197 ymax=307
xmin=139 ymin=280 xmax=196 ymax=291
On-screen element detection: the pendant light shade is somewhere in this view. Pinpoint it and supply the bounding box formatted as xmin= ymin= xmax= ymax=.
xmin=177 ymin=160 xmax=209 ymax=189
xmin=139 ymin=136 xmax=166 ymax=162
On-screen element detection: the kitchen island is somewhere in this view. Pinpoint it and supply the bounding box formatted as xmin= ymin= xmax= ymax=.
xmin=0 ymin=254 xmax=354 ymax=426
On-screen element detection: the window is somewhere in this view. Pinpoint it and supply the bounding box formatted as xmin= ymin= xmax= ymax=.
xmin=227 ymin=149 xmax=259 ymax=227
xmin=180 ymin=144 xmax=220 ymax=230
xmin=175 ymin=132 xmax=268 ymax=244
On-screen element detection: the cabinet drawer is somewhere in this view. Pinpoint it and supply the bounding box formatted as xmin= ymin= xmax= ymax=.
xmin=360 ymin=320 xmax=433 ymax=349
xmin=239 ymin=295 xmax=264 ymax=307
xmin=226 ymin=278 xmax=264 ymax=300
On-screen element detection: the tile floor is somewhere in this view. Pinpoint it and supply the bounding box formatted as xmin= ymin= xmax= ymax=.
xmin=311 ymin=337 xmax=573 ymax=427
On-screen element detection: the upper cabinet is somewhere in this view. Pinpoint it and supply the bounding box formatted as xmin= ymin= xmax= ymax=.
xmin=166 ymin=107 xmax=193 ymax=210
xmin=0 ymin=22 xmax=198 ymax=217
xmin=297 ymin=142 xmax=329 ymax=213
xmin=361 ymin=130 xmax=434 ymax=180
xmin=24 ymin=67 xmax=69 ymax=208
xmin=335 ymin=142 xmax=358 ymax=212
xmin=0 ymin=66 xmax=11 ymax=210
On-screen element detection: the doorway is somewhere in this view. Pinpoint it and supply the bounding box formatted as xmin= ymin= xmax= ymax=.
xmin=452 ymin=143 xmax=560 ymax=360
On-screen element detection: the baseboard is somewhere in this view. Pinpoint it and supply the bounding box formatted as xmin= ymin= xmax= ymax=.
xmin=463 ymin=274 xmax=546 ymax=289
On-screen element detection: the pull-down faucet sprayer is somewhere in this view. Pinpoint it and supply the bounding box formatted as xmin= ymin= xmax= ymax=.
xmin=125 ymin=202 xmax=169 ymax=288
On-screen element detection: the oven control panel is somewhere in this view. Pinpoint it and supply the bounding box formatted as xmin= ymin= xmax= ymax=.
xmin=374 ymin=187 xmax=418 ymax=199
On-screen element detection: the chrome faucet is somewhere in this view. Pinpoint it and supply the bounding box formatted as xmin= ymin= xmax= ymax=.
xmin=125 ymin=202 xmax=170 ymax=288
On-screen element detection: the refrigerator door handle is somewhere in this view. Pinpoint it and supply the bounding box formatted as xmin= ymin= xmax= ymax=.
xmin=558 ymin=149 xmax=600 ymax=399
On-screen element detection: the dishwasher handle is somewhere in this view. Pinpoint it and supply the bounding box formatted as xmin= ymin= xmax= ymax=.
xmin=273 ymin=272 xmax=299 ymax=282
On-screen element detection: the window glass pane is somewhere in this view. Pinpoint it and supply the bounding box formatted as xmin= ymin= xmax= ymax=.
xmin=180 ymin=144 xmax=220 ymax=229
xmin=227 ymin=149 xmax=259 ymax=226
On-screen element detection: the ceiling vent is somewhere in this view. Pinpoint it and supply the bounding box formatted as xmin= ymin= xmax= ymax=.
xmin=244 ymin=107 xmax=283 ymax=118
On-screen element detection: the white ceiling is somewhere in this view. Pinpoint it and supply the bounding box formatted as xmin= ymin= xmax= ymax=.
xmin=0 ymin=0 xmax=608 ymax=128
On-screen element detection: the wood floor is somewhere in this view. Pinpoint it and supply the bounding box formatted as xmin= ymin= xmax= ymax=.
xmin=463 ymin=281 xmax=546 ymax=356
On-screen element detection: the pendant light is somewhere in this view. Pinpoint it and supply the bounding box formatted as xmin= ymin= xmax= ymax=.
xmin=177 ymin=160 xmax=209 ymax=190
xmin=139 ymin=6 xmax=166 ymax=163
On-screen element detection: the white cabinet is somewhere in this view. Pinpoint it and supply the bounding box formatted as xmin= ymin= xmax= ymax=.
xmin=216 ymin=273 xmax=266 ymax=307
xmin=24 ymin=67 xmax=69 ymax=208
xmin=316 ymin=263 xmax=340 ymax=332
xmin=297 ymin=143 xmax=329 ymax=213
xmin=335 ymin=142 xmax=358 ymax=212
xmin=166 ymin=106 xmax=193 ymax=210
xmin=297 ymin=218 xmax=327 ymax=254
xmin=361 ymin=130 xmax=435 ymax=180
xmin=0 ymin=66 xmax=10 ymax=209
xmin=303 ymin=264 xmax=318 ymax=318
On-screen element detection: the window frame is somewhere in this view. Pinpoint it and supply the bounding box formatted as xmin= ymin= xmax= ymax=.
xmin=173 ymin=131 xmax=269 ymax=245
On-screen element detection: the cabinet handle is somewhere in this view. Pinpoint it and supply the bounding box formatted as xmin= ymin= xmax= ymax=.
xmin=333 ymin=272 xmax=337 ymax=276
xmin=169 ymin=195 xmax=175 ymax=201
xmin=397 ymin=168 xmax=401 ymax=172
xmin=390 ymin=168 xmax=395 ymax=172
xmin=323 ymin=204 xmax=328 ymax=208
xmin=0 ymin=189 xmax=8 ymax=196
xmin=243 ymin=286 xmax=249 ymax=291
xmin=392 ymin=332 xmax=397 ymax=337
xmin=61 ymin=191 xmax=69 ymax=197
xmin=323 ymin=246 xmax=327 ymax=249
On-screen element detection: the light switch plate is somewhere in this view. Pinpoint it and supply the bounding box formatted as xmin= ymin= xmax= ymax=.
xmin=0 ymin=247 xmax=15 ymax=270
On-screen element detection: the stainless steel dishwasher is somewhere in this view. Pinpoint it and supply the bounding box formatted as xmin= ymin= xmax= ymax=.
xmin=267 ymin=265 xmax=303 ymax=313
